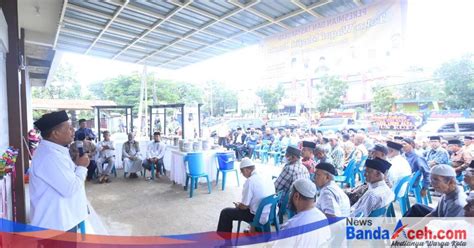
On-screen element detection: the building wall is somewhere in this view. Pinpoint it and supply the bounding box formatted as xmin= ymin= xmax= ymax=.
xmin=0 ymin=10 xmax=9 ymax=152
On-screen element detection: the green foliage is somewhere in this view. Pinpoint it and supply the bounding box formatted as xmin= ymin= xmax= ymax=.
xmin=256 ymin=83 xmax=285 ymax=113
xmin=316 ymin=76 xmax=348 ymax=112
xmin=202 ymin=81 xmax=238 ymax=116
xmin=435 ymin=54 xmax=474 ymax=109
xmin=32 ymin=63 xmax=83 ymax=99
xmin=372 ymin=86 xmax=396 ymax=112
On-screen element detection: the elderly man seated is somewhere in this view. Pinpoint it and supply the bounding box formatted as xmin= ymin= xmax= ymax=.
xmin=404 ymin=164 xmax=467 ymax=217
xmin=122 ymin=132 xmax=143 ymax=179
xmin=351 ymin=158 xmax=394 ymax=217
xmin=143 ymin=131 xmax=166 ymax=179
xmin=314 ymin=162 xmax=351 ymax=217
xmin=216 ymin=158 xmax=275 ymax=235
xmin=277 ymin=178 xmax=330 ymax=247
xmin=96 ymin=131 xmax=115 ymax=183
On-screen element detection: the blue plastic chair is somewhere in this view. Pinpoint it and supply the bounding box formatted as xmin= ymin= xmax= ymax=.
xmin=216 ymin=152 xmax=240 ymax=191
xmin=143 ymin=161 xmax=156 ymax=180
xmin=268 ymin=141 xmax=282 ymax=165
xmin=255 ymin=141 xmax=271 ymax=164
xmin=94 ymin=162 xmax=118 ymax=178
xmin=184 ymin=152 xmax=211 ymax=198
xmin=78 ymin=221 xmax=86 ymax=241
xmin=386 ymin=174 xmax=412 ymax=217
xmin=334 ymin=159 xmax=357 ymax=188
xmin=278 ymin=191 xmax=295 ymax=224
xmin=237 ymin=192 xmax=282 ymax=233
xmin=356 ymin=155 xmax=368 ymax=183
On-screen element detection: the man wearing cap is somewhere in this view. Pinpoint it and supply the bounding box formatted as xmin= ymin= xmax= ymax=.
xmin=404 ymin=164 xmax=467 ymax=217
xmin=275 ymin=146 xmax=310 ymax=207
xmin=301 ymin=141 xmax=317 ymax=174
xmin=315 ymin=163 xmax=351 ymax=217
xmin=314 ymin=146 xmax=333 ymax=166
xmin=386 ymin=141 xmax=412 ymax=194
xmin=328 ymin=135 xmax=345 ymax=175
xmin=448 ymin=139 xmax=472 ymax=176
xmin=217 ymin=158 xmax=275 ymax=234
xmin=74 ymin=118 xmax=96 ymax=141
xmin=122 ymin=132 xmax=143 ymax=178
xmin=30 ymin=111 xmax=90 ymax=232
xmin=275 ymin=178 xmax=330 ymax=247
xmin=425 ymin=136 xmax=449 ymax=167
xmin=69 ymin=132 xmax=97 ymax=181
xmin=342 ymin=134 xmax=355 ymax=164
xmin=351 ymin=158 xmax=394 ymax=217
xmin=96 ymin=131 xmax=116 ymax=183
xmin=401 ymin=138 xmax=431 ymax=198
xmin=144 ymin=132 xmax=167 ymax=179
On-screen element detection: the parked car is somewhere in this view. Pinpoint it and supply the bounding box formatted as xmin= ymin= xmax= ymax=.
xmin=312 ymin=118 xmax=370 ymax=133
xmin=416 ymin=119 xmax=474 ymax=140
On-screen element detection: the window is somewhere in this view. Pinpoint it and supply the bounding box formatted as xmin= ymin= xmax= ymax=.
xmin=458 ymin=123 xmax=474 ymax=132
xmin=438 ymin=123 xmax=455 ymax=133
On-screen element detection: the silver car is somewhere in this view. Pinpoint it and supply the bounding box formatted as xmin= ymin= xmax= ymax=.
xmin=416 ymin=119 xmax=474 ymax=140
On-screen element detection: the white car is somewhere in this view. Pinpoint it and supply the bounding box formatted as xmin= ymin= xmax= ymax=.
xmin=416 ymin=119 xmax=474 ymax=140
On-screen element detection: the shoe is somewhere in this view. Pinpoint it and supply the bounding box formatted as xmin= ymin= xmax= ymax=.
xmin=129 ymin=173 xmax=138 ymax=178
xmin=105 ymin=177 xmax=111 ymax=183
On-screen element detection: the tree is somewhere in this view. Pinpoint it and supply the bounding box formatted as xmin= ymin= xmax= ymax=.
xmin=316 ymin=76 xmax=348 ymax=112
xmin=372 ymin=86 xmax=396 ymax=112
xmin=256 ymin=83 xmax=285 ymax=113
xmin=396 ymin=66 xmax=444 ymax=101
xmin=435 ymin=54 xmax=474 ymax=109
xmin=202 ymin=81 xmax=238 ymax=116
xmin=32 ymin=63 xmax=83 ymax=99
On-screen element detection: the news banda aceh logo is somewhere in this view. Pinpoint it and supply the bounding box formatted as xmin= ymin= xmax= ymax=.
xmin=346 ymin=218 xmax=467 ymax=244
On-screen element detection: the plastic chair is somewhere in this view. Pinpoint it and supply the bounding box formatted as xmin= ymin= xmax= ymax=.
xmin=237 ymin=192 xmax=282 ymax=234
xmin=356 ymin=155 xmax=368 ymax=183
xmin=216 ymin=152 xmax=240 ymax=191
xmin=184 ymin=152 xmax=211 ymax=198
xmin=268 ymin=141 xmax=282 ymax=165
xmin=255 ymin=141 xmax=271 ymax=164
xmin=78 ymin=220 xmax=86 ymax=241
xmin=94 ymin=162 xmax=118 ymax=178
xmin=407 ymin=171 xmax=423 ymax=205
xmin=386 ymin=175 xmax=412 ymax=217
xmin=334 ymin=159 xmax=357 ymax=188
xmin=143 ymin=161 xmax=156 ymax=180
xmin=278 ymin=191 xmax=295 ymax=224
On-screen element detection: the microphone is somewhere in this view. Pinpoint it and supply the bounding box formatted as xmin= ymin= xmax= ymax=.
xmin=76 ymin=141 xmax=84 ymax=157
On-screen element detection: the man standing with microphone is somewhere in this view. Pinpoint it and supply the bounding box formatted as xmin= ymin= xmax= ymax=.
xmin=30 ymin=111 xmax=90 ymax=240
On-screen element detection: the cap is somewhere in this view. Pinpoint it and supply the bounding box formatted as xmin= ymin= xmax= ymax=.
xmin=387 ymin=141 xmax=403 ymax=151
xmin=286 ymin=145 xmax=301 ymax=157
xmin=365 ymin=158 xmax=392 ymax=174
xmin=431 ymin=164 xmax=456 ymax=177
xmin=402 ymin=137 xmax=415 ymax=147
xmin=302 ymin=141 xmax=316 ymax=149
xmin=394 ymin=136 xmax=404 ymax=140
xmin=465 ymin=136 xmax=473 ymax=140
xmin=448 ymin=139 xmax=462 ymax=145
xmin=240 ymin=158 xmax=255 ymax=169
xmin=429 ymin=136 xmax=441 ymax=141
xmin=316 ymin=162 xmax=337 ymax=176
xmin=369 ymin=144 xmax=389 ymax=155
xmin=34 ymin=110 xmax=69 ymax=132
xmin=292 ymin=178 xmax=317 ymax=198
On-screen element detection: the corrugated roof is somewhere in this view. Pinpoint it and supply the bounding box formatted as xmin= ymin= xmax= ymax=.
xmin=32 ymin=99 xmax=117 ymax=110
xmin=55 ymin=0 xmax=366 ymax=69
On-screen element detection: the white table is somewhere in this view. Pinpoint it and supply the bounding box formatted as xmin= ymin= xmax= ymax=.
xmin=168 ymin=148 xmax=226 ymax=186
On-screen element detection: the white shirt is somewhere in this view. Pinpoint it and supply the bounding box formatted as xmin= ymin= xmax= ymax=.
xmin=97 ymin=140 xmax=115 ymax=159
xmin=351 ymin=180 xmax=394 ymax=217
xmin=387 ymin=154 xmax=412 ymax=197
xmin=146 ymin=141 xmax=166 ymax=159
xmin=316 ymin=181 xmax=351 ymax=217
xmin=241 ymin=171 xmax=276 ymax=224
xmin=278 ymin=207 xmax=331 ymax=247
xmin=30 ymin=140 xmax=89 ymax=231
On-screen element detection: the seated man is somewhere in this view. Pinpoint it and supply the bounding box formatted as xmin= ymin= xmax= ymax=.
xmin=229 ymin=127 xmax=247 ymax=160
xmin=144 ymin=132 xmax=166 ymax=179
xmin=69 ymin=132 xmax=97 ymax=181
xmin=301 ymin=141 xmax=317 ymax=174
xmin=216 ymin=158 xmax=275 ymax=235
xmin=314 ymin=162 xmax=351 ymax=217
xmin=351 ymin=158 xmax=394 ymax=217
xmin=275 ymin=146 xmax=310 ymax=208
xmin=404 ymin=164 xmax=467 ymax=217
xmin=122 ymin=132 xmax=143 ymax=179
xmin=386 ymin=141 xmax=412 ymax=192
xmin=314 ymin=146 xmax=333 ymax=165
xmin=279 ymin=178 xmax=330 ymax=247
xmin=96 ymin=131 xmax=115 ymax=183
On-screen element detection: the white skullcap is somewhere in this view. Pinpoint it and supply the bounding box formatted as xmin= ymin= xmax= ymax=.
xmin=292 ymin=178 xmax=316 ymax=198
xmin=239 ymin=158 xmax=254 ymax=169
xmin=431 ymin=164 xmax=456 ymax=178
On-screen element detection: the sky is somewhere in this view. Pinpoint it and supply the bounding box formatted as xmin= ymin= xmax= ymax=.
xmin=58 ymin=0 xmax=474 ymax=89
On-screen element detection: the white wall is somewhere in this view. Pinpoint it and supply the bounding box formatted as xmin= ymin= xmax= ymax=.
xmin=0 ymin=10 xmax=9 ymax=153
